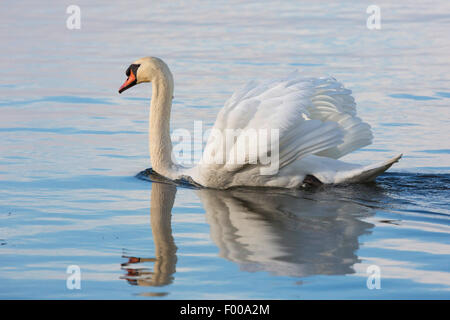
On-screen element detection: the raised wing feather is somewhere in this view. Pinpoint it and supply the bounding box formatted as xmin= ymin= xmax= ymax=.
xmin=203 ymin=73 xmax=372 ymax=173
xmin=308 ymin=78 xmax=373 ymax=158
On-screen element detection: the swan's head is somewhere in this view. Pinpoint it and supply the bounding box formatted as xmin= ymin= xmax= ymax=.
xmin=118 ymin=57 xmax=170 ymax=94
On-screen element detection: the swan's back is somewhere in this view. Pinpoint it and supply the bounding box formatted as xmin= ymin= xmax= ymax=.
xmin=194 ymin=73 xmax=373 ymax=186
xmin=218 ymin=73 xmax=372 ymax=158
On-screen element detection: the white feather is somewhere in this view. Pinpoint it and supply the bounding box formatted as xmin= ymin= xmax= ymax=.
xmin=192 ymin=73 xmax=385 ymax=188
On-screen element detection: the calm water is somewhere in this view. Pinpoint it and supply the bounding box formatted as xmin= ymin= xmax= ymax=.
xmin=1 ymin=0 xmax=449 ymax=299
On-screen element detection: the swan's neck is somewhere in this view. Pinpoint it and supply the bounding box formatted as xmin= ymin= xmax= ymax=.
xmin=149 ymin=66 xmax=175 ymax=177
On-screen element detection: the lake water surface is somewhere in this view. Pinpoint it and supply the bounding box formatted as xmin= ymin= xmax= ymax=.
xmin=0 ymin=0 xmax=449 ymax=299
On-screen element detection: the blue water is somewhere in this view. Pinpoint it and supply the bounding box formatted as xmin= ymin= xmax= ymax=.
xmin=1 ymin=1 xmax=449 ymax=299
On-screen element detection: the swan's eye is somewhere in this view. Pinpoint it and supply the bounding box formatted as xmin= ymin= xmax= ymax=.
xmin=126 ymin=64 xmax=141 ymax=78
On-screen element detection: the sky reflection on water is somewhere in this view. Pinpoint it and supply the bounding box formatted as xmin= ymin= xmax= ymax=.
xmin=0 ymin=0 xmax=449 ymax=299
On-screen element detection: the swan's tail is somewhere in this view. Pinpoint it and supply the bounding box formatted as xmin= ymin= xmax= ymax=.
xmin=343 ymin=153 xmax=402 ymax=183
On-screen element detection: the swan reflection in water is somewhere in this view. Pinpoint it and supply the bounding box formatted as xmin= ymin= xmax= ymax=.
xmin=122 ymin=172 xmax=379 ymax=287
xmin=121 ymin=182 xmax=177 ymax=288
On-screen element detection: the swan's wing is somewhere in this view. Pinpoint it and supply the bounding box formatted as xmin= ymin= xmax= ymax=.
xmin=307 ymin=77 xmax=373 ymax=159
xmin=203 ymin=73 xmax=372 ymax=172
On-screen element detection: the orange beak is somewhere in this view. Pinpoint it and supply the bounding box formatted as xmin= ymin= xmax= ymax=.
xmin=118 ymin=69 xmax=137 ymax=94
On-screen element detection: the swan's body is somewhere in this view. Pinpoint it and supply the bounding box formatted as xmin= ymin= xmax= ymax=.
xmin=119 ymin=57 xmax=401 ymax=189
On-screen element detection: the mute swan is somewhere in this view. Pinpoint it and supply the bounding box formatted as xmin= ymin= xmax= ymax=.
xmin=119 ymin=57 xmax=401 ymax=189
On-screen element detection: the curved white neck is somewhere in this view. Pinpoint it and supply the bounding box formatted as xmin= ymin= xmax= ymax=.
xmin=149 ymin=66 xmax=175 ymax=177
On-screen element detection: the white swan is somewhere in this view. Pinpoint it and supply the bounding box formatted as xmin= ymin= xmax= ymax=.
xmin=119 ymin=57 xmax=401 ymax=189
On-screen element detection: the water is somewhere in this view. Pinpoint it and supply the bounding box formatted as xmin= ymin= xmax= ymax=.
xmin=0 ymin=0 xmax=449 ymax=299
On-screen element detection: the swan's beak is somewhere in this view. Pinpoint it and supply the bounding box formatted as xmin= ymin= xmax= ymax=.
xmin=118 ymin=70 xmax=137 ymax=94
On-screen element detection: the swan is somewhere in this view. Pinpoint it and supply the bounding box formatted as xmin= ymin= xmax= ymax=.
xmin=118 ymin=56 xmax=401 ymax=189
